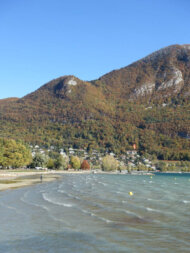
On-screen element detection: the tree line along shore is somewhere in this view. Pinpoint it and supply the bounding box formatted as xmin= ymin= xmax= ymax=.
xmin=0 ymin=138 xmax=190 ymax=172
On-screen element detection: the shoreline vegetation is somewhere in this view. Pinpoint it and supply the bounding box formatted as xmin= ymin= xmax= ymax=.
xmin=0 ymin=138 xmax=190 ymax=192
xmin=1 ymin=139 xmax=190 ymax=173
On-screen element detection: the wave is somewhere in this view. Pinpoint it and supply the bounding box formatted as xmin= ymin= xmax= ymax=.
xmin=57 ymin=189 xmax=81 ymax=200
xmin=147 ymin=198 xmax=162 ymax=202
xmin=97 ymin=181 xmax=108 ymax=186
xmin=182 ymin=200 xmax=190 ymax=204
xmin=80 ymin=208 xmax=95 ymax=216
xmin=124 ymin=209 xmax=143 ymax=219
xmin=57 ymin=189 xmax=69 ymax=196
xmin=77 ymin=206 xmax=112 ymax=223
xmin=97 ymin=216 xmax=112 ymax=223
xmin=0 ymin=201 xmax=25 ymax=215
xmin=42 ymin=193 xmax=73 ymax=207
xmin=20 ymin=196 xmax=49 ymax=211
xmin=115 ymin=190 xmax=123 ymax=194
xmin=146 ymin=207 xmax=163 ymax=213
xmin=20 ymin=194 xmax=75 ymax=227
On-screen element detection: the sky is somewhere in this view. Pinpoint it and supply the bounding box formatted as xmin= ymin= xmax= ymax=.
xmin=0 ymin=0 xmax=190 ymax=99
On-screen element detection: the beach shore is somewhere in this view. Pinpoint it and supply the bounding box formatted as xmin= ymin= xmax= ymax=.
xmin=0 ymin=170 xmax=90 ymax=191
xmin=0 ymin=169 xmax=156 ymax=191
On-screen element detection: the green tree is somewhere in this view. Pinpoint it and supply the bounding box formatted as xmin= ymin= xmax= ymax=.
xmin=136 ymin=164 xmax=148 ymax=171
xmin=47 ymin=158 xmax=55 ymax=169
xmin=118 ymin=161 xmax=127 ymax=171
xmin=54 ymin=155 xmax=69 ymax=170
xmin=156 ymin=161 xmax=168 ymax=171
xmin=0 ymin=138 xmax=32 ymax=169
xmin=30 ymin=153 xmax=46 ymax=168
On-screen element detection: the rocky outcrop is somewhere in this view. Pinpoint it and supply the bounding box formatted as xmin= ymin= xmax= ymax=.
xmin=157 ymin=68 xmax=183 ymax=92
xmin=133 ymin=83 xmax=155 ymax=97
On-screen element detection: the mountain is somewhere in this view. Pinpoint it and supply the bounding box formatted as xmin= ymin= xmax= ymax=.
xmin=0 ymin=44 xmax=190 ymax=160
xmin=99 ymin=44 xmax=190 ymax=101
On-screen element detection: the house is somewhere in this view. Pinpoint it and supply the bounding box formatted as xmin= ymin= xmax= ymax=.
xmin=60 ymin=151 xmax=67 ymax=157
xmin=128 ymin=162 xmax=135 ymax=167
xmin=126 ymin=150 xmax=138 ymax=156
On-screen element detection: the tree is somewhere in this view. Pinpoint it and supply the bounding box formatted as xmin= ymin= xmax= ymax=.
xmin=81 ymin=160 xmax=90 ymax=170
xmin=136 ymin=164 xmax=148 ymax=171
xmin=47 ymin=158 xmax=55 ymax=169
xmin=0 ymin=138 xmax=32 ymax=169
xmin=54 ymin=154 xmax=69 ymax=170
xmin=102 ymin=155 xmax=119 ymax=171
xmin=118 ymin=161 xmax=127 ymax=171
xmin=156 ymin=161 xmax=168 ymax=171
xmin=30 ymin=153 xmax=46 ymax=168
xmin=70 ymin=156 xmax=81 ymax=170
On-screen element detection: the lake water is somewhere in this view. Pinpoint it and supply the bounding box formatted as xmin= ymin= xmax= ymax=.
xmin=0 ymin=173 xmax=190 ymax=253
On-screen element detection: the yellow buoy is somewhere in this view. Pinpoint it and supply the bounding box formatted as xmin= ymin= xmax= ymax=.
xmin=150 ymin=176 xmax=152 ymax=179
xmin=174 ymin=178 xmax=177 ymax=180
xmin=129 ymin=191 xmax=134 ymax=196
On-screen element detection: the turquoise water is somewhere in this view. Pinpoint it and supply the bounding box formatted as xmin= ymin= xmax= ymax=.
xmin=0 ymin=173 xmax=190 ymax=252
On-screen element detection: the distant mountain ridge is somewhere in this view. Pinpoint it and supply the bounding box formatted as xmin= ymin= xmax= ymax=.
xmin=98 ymin=44 xmax=190 ymax=102
xmin=0 ymin=44 xmax=189 ymax=160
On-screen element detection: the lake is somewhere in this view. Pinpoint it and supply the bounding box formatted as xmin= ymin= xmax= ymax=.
xmin=0 ymin=173 xmax=190 ymax=252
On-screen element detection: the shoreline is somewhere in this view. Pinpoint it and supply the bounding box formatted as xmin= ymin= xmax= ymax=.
xmin=1 ymin=169 xmax=189 ymax=192
xmin=0 ymin=170 xmax=92 ymax=191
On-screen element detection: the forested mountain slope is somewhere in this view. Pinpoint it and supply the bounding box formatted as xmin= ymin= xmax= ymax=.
xmin=0 ymin=44 xmax=189 ymax=160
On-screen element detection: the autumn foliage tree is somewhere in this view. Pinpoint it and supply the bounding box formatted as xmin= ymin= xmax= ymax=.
xmin=81 ymin=160 xmax=90 ymax=170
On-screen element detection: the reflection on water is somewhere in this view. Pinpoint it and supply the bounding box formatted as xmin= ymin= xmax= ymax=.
xmin=0 ymin=173 xmax=190 ymax=252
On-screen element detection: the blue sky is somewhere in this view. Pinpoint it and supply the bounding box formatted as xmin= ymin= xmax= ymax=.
xmin=0 ymin=0 xmax=190 ymax=99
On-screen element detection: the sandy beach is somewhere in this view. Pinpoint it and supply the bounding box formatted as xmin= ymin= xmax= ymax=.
xmin=0 ymin=170 xmax=91 ymax=191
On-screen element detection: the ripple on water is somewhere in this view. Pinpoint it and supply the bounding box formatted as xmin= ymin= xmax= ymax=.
xmin=0 ymin=173 xmax=190 ymax=252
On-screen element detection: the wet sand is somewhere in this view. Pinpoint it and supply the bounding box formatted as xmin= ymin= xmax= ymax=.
xmin=0 ymin=170 xmax=90 ymax=191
